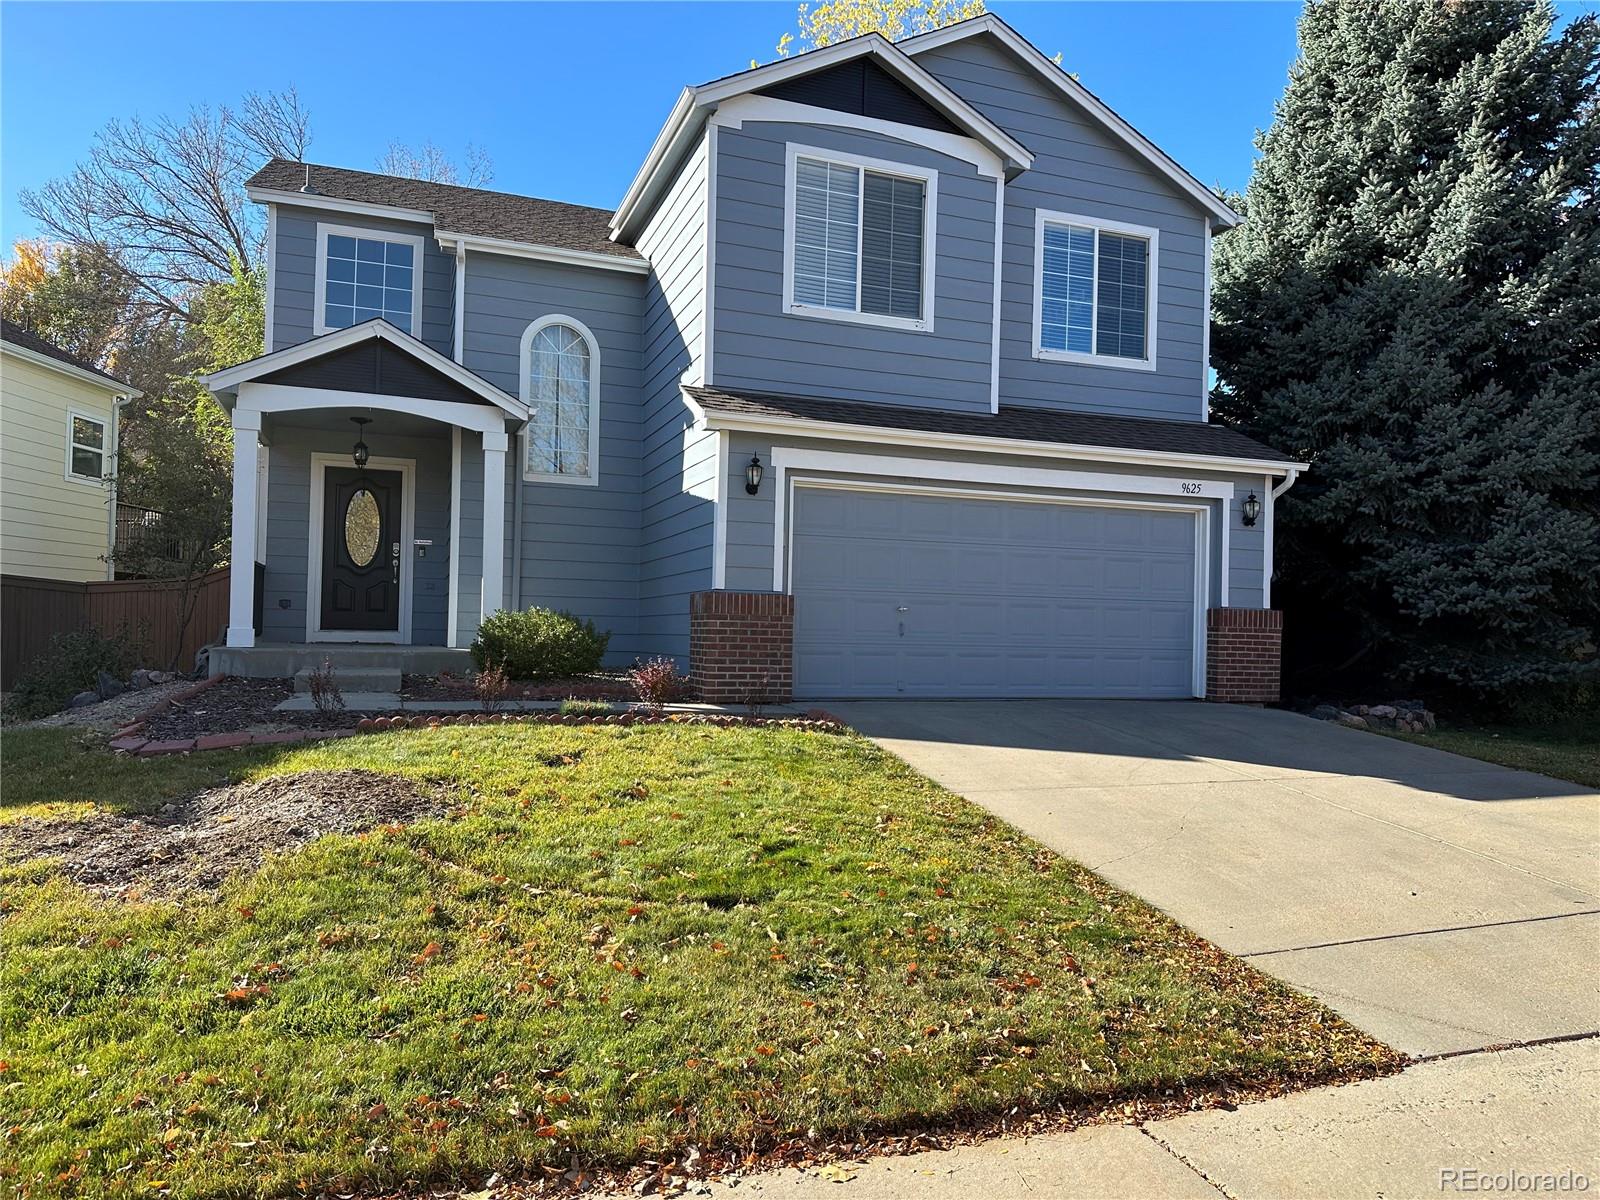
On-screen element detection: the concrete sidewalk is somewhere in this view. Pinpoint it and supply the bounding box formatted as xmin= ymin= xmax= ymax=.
xmin=698 ymin=1038 xmax=1599 ymax=1199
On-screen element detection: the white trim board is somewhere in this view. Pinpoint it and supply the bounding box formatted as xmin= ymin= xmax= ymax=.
xmin=312 ymin=222 xmax=426 ymax=339
xmin=434 ymin=230 xmax=649 ymax=275
xmin=1 ymin=339 xmax=140 ymax=397
xmin=236 ymin=382 xmax=510 ymax=437
xmin=246 ymin=186 xmax=434 ymax=226
xmin=778 ymin=471 xmax=1211 ymax=699
xmin=781 ymin=142 xmax=939 ymax=334
xmin=447 ymin=427 xmax=463 ymax=647
xmin=711 ymin=430 xmax=730 ymax=590
xmin=264 ymin=204 xmax=279 ymax=353
xmin=1032 ymin=208 xmax=1160 ymax=372
xmin=900 ymin=14 xmax=1241 ymax=229
xmin=305 ymin=452 xmax=416 ymax=644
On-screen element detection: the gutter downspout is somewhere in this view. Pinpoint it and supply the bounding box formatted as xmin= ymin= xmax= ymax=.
xmin=1263 ymin=468 xmax=1301 ymax=610
xmin=511 ymin=427 xmax=525 ymax=610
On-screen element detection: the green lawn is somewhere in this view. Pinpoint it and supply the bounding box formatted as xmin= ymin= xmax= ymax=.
xmin=1 ymin=725 xmax=1396 ymax=1198
xmin=1388 ymin=718 xmax=1599 ymax=788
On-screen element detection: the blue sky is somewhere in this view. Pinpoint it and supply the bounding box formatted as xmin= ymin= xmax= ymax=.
xmin=2 ymin=1 xmax=1594 ymax=242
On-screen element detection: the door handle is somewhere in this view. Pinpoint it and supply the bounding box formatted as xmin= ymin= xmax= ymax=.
xmin=896 ymin=606 xmax=909 ymax=613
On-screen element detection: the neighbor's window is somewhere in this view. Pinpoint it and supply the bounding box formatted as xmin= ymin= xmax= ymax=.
xmin=521 ymin=317 xmax=599 ymax=484
xmin=67 ymin=412 xmax=106 ymax=482
xmin=1035 ymin=210 xmax=1158 ymax=367
xmin=788 ymin=149 xmax=934 ymax=329
xmin=317 ymin=226 xmax=422 ymax=335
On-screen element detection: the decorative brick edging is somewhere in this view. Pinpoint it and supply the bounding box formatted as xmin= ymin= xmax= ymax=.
xmin=108 ymin=708 xmax=851 ymax=757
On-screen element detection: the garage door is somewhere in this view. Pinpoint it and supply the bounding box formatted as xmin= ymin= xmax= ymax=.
xmin=791 ymin=487 xmax=1198 ymax=699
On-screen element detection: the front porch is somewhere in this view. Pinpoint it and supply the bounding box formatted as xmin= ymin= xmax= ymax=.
xmin=205 ymin=321 xmax=525 ymax=660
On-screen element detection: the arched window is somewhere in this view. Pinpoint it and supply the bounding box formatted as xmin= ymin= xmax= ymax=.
xmin=520 ymin=315 xmax=600 ymax=484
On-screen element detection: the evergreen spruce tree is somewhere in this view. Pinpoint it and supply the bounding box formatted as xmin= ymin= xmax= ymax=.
xmin=1212 ymin=0 xmax=1600 ymax=699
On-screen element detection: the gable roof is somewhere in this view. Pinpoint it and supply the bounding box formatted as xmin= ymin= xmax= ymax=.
xmin=246 ymin=160 xmax=642 ymax=261
xmin=203 ymin=318 xmax=525 ymax=420
xmin=612 ymin=31 xmax=1035 ymax=240
xmin=686 ymin=385 xmax=1302 ymax=471
xmin=901 ymin=14 xmax=1240 ymax=229
xmin=1 ymin=318 xmax=140 ymax=394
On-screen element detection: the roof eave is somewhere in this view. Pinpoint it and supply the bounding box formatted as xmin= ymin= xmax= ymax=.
xmin=687 ymin=394 xmax=1307 ymax=475
xmin=1 ymin=338 xmax=142 ymax=396
xmin=900 ymin=14 xmax=1242 ymax=230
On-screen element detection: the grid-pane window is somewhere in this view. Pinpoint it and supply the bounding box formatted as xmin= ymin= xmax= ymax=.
xmin=69 ymin=414 xmax=105 ymax=480
xmin=861 ymin=173 xmax=925 ymax=320
xmin=792 ymin=158 xmax=859 ymax=310
xmin=525 ymin=324 xmax=593 ymax=479
xmin=1039 ymin=220 xmax=1151 ymax=361
xmin=323 ymin=234 xmax=415 ymax=333
xmin=791 ymin=155 xmax=928 ymax=322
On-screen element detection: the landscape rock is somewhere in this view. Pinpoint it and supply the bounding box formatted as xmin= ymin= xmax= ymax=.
xmin=130 ymin=669 xmax=154 ymax=690
xmin=67 ymin=690 xmax=100 ymax=709
xmin=95 ymin=670 xmax=125 ymax=700
xmin=1310 ymin=704 xmax=1341 ymax=721
xmin=1336 ymin=714 xmax=1370 ymax=729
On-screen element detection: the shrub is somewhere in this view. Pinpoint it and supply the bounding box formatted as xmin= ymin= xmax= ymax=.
xmin=470 ymin=607 xmax=610 ymax=681
xmin=306 ymin=658 xmax=345 ymax=717
xmin=628 ymin=656 xmax=688 ymax=713
xmin=7 ymin=625 xmax=143 ymax=720
xmin=558 ymin=698 xmax=613 ymax=717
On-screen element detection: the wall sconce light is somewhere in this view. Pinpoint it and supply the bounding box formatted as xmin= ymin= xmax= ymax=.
xmin=1241 ymin=491 xmax=1261 ymax=527
xmin=745 ymin=452 xmax=764 ymax=495
xmin=351 ymin=416 xmax=371 ymax=468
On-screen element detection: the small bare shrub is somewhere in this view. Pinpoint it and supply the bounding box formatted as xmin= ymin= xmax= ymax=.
xmin=307 ymin=659 xmax=345 ymax=716
xmin=629 ymin=656 xmax=686 ymax=713
xmin=475 ymin=663 xmax=511 ymax=712
xmin=743 ymin=669 xmax=775 ymax=719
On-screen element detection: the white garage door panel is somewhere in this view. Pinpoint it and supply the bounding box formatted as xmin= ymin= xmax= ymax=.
xmin=791 ymin=488 xmax=1198 ymax=699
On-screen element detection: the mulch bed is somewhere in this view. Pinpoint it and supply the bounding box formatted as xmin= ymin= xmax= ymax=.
xmin=0 ymin=769 xmax=447 ymax=900
xmin=136 ymin=677 xmax=362 ymax=739
xmin=402 ymin=672 xmax=639 ymax=701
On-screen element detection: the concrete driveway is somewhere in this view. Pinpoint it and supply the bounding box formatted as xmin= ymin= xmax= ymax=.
xmin=826 ymin=700 xmax=1600 ymax=1058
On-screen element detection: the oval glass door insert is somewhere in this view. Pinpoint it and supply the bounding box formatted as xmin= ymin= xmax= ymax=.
xmin=344 ymin=488 xmax=381 ymax=567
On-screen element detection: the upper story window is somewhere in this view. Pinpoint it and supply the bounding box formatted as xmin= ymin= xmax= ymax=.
xmin=783 ymin=144 xmax=937 ymax=332
xmin=66 ymin=411 xmax=106 ymax=483
xmin=1033 ymin=209 xmax=1159 ymax=371
xmin=520 ymin=315 xmax=600 ymax=486
xmin=314 ymin=223 xmax=424 ymax=337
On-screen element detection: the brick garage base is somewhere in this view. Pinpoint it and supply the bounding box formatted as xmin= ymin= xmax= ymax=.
xmin=690 ymin=591 xmax=794 ymax=703
xmin=1206 ymin=608 xmax=1283 ymax=703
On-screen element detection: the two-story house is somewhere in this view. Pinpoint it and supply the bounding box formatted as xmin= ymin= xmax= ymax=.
xmin=204 ymin=14 xmax=1302 ymax=702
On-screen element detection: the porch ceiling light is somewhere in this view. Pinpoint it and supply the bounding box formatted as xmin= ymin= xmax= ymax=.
xmin=745 ymin=452 xmax=764 ymax=495
xmin=1241 ymin=491 xmax=1261 ymax=527
xmin=351 ymin=416 xmax=371 ymax=468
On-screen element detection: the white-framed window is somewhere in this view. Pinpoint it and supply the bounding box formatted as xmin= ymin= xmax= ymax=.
xmin=1032 ymin=209 xmax=1159 ymax=370
xmin=66 ymin=410 xmax=107 ymax=483
xmin=313 ymin=223 xmax=425 ymax=336
xmin=783 ymin=143 xmax=938 ymax=332
xmin=520 ymin=315 xmax=600 ymax=486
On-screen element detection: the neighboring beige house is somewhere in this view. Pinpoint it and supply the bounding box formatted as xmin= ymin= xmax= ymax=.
xmin=1 ymin=319 xmax=141 ymax=581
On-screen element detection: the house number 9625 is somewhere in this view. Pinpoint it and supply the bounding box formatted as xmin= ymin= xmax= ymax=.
xmin=1180 ymin=482 xmax=1203 ymax=494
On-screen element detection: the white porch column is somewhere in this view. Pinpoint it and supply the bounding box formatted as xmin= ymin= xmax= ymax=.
xmin=227 ymin=408 xmax=263 ymax=647
xmin=480 ymin=429 xmax=508 ymax=622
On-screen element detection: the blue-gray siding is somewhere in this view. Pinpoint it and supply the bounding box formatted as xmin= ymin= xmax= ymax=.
xmin=270 ymin=204 xmax=455 ymax=358
xmin=461 ymin=254 xmax=645 ymax=661
xmin=636 ymin=133 xmax=715 ymax=663
xmin=712 ymin=120 xmax=997 ymax=413
xmin=914 ymin=34 xmax=1211 ymax=421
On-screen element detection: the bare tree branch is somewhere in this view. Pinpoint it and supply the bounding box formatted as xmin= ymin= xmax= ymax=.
xmin=375 ymin=140 xmax=495 ymax=188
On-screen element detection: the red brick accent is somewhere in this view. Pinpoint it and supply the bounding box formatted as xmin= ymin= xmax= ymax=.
xmin=690 ymin=591 xmax=795 ymax=703
xmin=1205 ymin=608 xmax=1283 ymax=703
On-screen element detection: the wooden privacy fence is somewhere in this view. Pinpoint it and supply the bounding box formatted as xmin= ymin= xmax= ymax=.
xmin=1 ymin=567 xmax=232 ymax=688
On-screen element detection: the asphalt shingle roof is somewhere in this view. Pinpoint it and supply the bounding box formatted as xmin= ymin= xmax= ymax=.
xmin=685 ymin=385 xmax=1295 ymax=464
xmin=1 ymin=318 xmax=135 ymax=388
xmin=247 ymin=159 xmax=640 ymax=260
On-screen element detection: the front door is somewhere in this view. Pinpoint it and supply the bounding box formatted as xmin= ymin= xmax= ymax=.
xmin=321 ymin=466 xmax=402 ymax=633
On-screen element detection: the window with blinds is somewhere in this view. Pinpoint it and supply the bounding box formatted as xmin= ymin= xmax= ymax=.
xmin=1037 ymin=213 xmax=1156 ymax=366
xmin=789 ymin=152 xmax=931 ymax=327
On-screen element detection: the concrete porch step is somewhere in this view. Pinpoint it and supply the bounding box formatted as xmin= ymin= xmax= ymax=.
xmin=210 ymin=644 xmax=474 ymax=680
xmin=293 ymin=666 xmax=402 ymax=694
